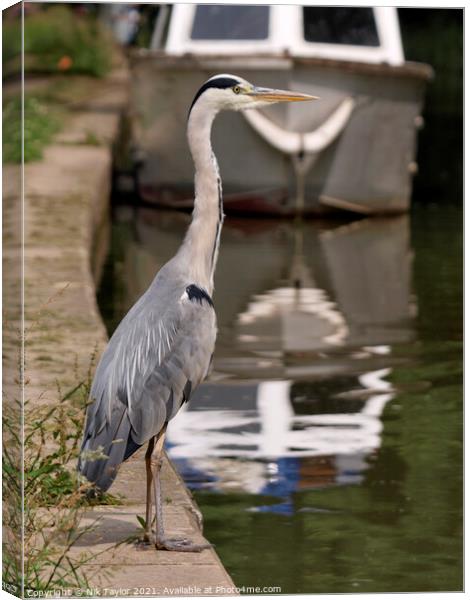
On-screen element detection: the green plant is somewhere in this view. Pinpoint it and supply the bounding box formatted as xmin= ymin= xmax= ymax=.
xmin=3 ymin=394 xmax=87 ymax=593
xmin=3 ymin=95 xmax=62 ymax=163
xmin=2 ymin=352 xmax=120 ymax=593
xmin=3 ymin=5 xmax=114 ymax=79
xmin=83 ymin=131 xmax=102 ymax=146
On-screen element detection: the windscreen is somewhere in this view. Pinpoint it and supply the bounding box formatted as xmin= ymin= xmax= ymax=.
xmin=303 ymin=7 xmax=380 ymax=47
xmin=191 ymin=5 xmax=269 ymax=40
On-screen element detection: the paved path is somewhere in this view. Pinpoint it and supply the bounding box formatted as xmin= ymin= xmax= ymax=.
xmin=3 ymin=67 xmax=236 ymax=596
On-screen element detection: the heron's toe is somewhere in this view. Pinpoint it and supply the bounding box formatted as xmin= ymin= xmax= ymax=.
xmin=155 ymin=537 xmax=211 ymax=553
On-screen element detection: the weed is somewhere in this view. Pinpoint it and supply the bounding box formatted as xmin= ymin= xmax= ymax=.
xmin=3 ymin=95 xmax=62 ymax=164
xmin=83 ymin=131 xmax=102 ymax=146
xmin=2 ymin=356 xmax=120 ymax=593
xmin=3 ymin=5 xmax=114 ymax=79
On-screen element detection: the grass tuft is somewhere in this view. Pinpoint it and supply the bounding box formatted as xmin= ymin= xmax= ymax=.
xmin=2 ymin=358 xmax=120 ymax=593
xmin=3 ymin=95 xmax=62 ymax=163
xmin=3 ymin=5 xmax=114 ymax=79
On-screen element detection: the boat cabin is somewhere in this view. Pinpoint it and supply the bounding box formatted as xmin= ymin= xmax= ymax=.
xmin=131 ymin=4 xmax=431 ymax=215
xmin=151 ymin=4 xmax=404 ymax=66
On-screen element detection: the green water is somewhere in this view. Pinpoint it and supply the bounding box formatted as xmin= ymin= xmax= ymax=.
xmin=197 ymin=214 xmax=462 ymax=593
xmin=98 ymin=204 xmax=462 ymax=593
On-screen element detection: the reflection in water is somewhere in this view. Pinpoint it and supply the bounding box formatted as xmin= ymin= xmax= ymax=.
xmin=98 ymin=205 xmax=462 ymax=592
xmin=168 ymin=368 xmax=395 ymax=508
xmin=237 ymin=285 xmax=349 ymax=350
xmin=103 ymin=209 xmax=414 ymax=501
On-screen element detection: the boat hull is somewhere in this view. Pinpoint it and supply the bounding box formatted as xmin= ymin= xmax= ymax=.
xmin=129 ymin=52 xmax=432 ymax=215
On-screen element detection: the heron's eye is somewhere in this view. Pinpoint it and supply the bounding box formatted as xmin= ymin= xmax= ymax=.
xmin=233 ymin=85 xmax=241 ymax=94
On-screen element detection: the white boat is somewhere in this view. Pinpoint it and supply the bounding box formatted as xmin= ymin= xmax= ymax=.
xmin=129 ymin=4 xmax=433 ymax=216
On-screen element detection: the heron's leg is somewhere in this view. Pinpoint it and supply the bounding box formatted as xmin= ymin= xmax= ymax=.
xmin=152 ymin=427 xmax=166 ymax=544
xmin=143 ymin=436 xmax=156 ymax=542
xmin=151 ymin=427 xmax=210 ymax=553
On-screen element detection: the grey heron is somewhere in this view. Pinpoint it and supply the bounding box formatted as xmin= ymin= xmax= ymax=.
xmin=78 ymin=74 xmax=315 ymax=551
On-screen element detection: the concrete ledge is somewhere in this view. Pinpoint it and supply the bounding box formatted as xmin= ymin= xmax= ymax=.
xmin=7 ymin=68 xmax=236 ymax=596
xmin=71 ymin=454 xmax=236 ymax=595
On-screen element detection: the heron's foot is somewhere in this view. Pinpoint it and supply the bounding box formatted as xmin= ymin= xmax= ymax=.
xmin=155 ymin=536 xmax=211 ymax=553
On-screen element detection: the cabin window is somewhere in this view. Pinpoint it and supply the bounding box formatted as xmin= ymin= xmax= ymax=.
xmin=191 ymin=5 xmax=269 ymax=40
xmin=303 ymin=7 xmax=380 ymax=47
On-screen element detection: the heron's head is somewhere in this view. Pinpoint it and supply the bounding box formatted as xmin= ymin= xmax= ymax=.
xmin=189 ymin=74 xmax=317 ymax=117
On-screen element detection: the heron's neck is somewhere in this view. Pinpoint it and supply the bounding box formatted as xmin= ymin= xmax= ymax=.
xmin=179 ymin=104 xmax=224 ymax=294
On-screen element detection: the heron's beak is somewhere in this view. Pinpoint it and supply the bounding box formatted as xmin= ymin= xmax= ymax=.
xmin=248 ymin=87 xmax=318 ymax=103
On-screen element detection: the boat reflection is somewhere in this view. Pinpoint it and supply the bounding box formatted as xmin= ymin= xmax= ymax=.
xmin=212 ymin=215 xmax=414 ymax=378
xmin=167 ymin=368 xmax=395 ymax=506
xmin=110 ymin=208 xmax=415 ymax=507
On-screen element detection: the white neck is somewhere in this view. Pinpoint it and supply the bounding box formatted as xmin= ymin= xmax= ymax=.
xmin=177 ymin=101 xmax=224 ymax=294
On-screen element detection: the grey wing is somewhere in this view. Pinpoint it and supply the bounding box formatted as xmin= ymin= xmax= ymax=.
xmin=128 ymin=293 xmax=217 ymax=444
xmin=78 ymin=285 xmax=216 ymax=491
